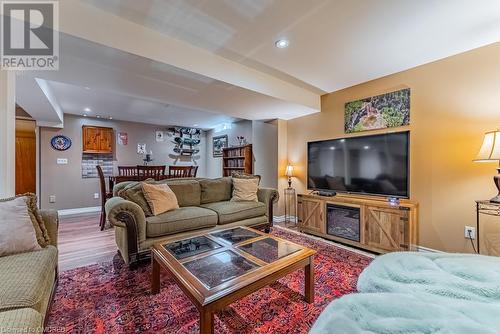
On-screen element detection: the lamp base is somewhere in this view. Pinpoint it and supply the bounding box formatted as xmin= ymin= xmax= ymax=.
xmin=491 ymin=171 xmax=500 ymax=204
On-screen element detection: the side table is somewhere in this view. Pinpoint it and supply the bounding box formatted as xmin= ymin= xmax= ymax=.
xmin=284 ymin=187 xmax=297 ymax=227
xmin=476 ymin=200 xmax=500 ymax=254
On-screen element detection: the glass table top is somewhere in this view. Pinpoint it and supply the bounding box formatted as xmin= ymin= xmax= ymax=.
xmin=184 ymin=250 xmax=260 ymax=289
xmin=163 ymin=236 xmax=222 ymax=260
xmin=238 ymin=237 xmax=303 ymax=263
xmin=210 ymin=227 xmax=261 ymax=244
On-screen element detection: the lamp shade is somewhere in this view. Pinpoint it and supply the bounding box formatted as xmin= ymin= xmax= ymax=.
xmin=474 ymin=130 xmax=500 ymax=162
xmin=285 ymin=165 xmax=294 ymax=177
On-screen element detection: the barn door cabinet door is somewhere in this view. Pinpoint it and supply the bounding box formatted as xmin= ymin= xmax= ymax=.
xmin=364 ymin=205 xmax=409 ymax=252
xmin=298 ymin=197 xmax=325 ymax=234
xmin=83 ymin=126 xmax=113 ymax=153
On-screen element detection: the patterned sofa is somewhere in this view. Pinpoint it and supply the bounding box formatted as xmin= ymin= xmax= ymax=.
xmin=106 ymin=177 xmax=279 ymax=267
xmin=0 ymin=210 xmax=59 ymax=333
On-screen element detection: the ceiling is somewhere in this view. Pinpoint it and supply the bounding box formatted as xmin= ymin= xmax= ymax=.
xmin=15 ymin=0 xmax=500 ymax=127
xmin=83 ymin=0 xmax=500 ymax=93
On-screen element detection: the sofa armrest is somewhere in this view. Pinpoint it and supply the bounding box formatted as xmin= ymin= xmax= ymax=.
xmin=257 ymin=188 xmax=279 ymax=226
xmin=40 ymin=210 xmax=59 ymax=247
xmin=106 ymin=197 xmax=147 ymax=242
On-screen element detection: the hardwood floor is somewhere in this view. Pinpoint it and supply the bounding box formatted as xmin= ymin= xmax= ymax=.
xmin=58 ymin=213 xmax=117 ymax=271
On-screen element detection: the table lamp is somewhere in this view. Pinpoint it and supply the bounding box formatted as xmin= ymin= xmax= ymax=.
xmin=474 ymin=130 xmax=500 ymax=203
xmin=285 ymin=164 xmax=294 ymax=188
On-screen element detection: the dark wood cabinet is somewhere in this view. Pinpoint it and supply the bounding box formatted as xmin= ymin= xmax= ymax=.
xmin=222 ymin=144 xmax=252 ymax=177
xmin=83 ymin=126 xmax=113 ymax=153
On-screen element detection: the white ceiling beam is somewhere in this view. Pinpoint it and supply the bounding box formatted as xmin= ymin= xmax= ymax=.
xmin=58 ymin=0 xmax=320 ymax=111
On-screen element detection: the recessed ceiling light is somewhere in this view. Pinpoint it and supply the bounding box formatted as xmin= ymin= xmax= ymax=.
xmin=109 ymin=116 xmax=113 ymax=120
xmin=340 ymin=139 xmax=346 ymax=143
xmin=329 ymin=146 xmax=336 ymax=150
xmin=364 ymin=145 xmax=370 ymax=150
xmin=84 ymin=107 xmax=91 ymax=112
xmin=83 ymin=114 xmax=87 ymax=117
xmin=96 ymin=115 xmax=101 ymax=118
xmin=275 ymin=39 xmax=289 ymax=49
xmin=193 ymin=124 xmax=199 ymax=127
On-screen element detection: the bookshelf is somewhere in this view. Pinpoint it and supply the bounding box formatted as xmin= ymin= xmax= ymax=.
xmin=222 ymin=144 xmax=253 ymax=177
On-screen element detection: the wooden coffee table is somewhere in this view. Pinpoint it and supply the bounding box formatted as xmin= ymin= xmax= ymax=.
xmin=151 ymin=226 xmax=316 ymax=334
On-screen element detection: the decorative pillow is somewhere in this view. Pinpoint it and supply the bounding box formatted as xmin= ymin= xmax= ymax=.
xmin=199 ymin=177 xmax=232 ymax=204
xmin=232 ymin=172 xmax=261 ymax=184
xmin=0 ymin=196 xmax=41 ymax=256
xmin=142 ymin=183 xmax=179 ymax=216
xmin=231 ymin=177 xmax=259 ymax=202
xmin=0 ymin=193 xmax=50 ymax=247
xmin=118 ymin=179 xmax=155 ymax=216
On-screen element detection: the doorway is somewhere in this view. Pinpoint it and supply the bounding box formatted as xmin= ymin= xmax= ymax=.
xmin=15 ymin=118 xmax=36 ymax=194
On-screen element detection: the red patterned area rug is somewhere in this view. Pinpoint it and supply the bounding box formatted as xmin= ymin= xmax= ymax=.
xmin=46 ymin=228 xmax=372 ymax=334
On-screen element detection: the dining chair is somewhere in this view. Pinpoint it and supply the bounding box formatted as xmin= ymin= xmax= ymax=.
xmin=118 ymin=166 xmax=138 ymax=176
xmin=169 ymin=166 xmax=192 ymax=178
xmin=189 ymin=166 xmax=199 ymax=177
xmin=137 ymin=165 xmax=166 ymax=180
xmin=96 ymin=165 xmax=113 ymax=231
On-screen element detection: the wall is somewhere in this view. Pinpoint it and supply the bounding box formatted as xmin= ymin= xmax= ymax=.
xmin=252 ymin=120 xmax=278 ymax=188
xmin=40 ymin=114 xmax=207 ymax=210
xmin=286 ymin=42 xmax=500 ymax=254
xmin=205 ymin=120 xmax=253 ymax=178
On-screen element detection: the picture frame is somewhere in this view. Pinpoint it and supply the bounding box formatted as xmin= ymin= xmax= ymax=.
xmin=344 ymin=88 xmax=410 ymax=133
xmin=212 ymin=135 xmax=228 ymax=157
xmin=155 ymin=130 xmax=165 ymax=142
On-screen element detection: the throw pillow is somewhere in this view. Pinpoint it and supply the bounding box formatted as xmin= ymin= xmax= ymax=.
xmin=231 ymin=177 xmax=259 ymax=202
xmin=199 ymin=177 xmax=232 ymax=204
xmin=118 ymin=179 xmax=155 ymax=216
xmin=142 ymin=183 xmax=179 ymax=216
xmin=0 ymin=196 xmax=41 ymax=256
xmin=0 ymin=194 xmax=50 ymax=247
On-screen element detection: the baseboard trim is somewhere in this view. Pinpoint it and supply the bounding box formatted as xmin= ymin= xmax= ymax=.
xmin=58 ymin=206 xmax=101 ymax=217
xmin=416 ymin=245 xmax=443 ymax=253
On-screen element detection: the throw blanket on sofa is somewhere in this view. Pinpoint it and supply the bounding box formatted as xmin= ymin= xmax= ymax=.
xmin=357 ymin=252 xmax=500 ymax=303
xmin=310 ymin=252 xmax=500 ymax=334
xmin=311 ymin=292 xmax=500 ymax=334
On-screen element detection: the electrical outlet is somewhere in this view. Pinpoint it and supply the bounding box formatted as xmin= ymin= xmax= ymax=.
xmin=49 ymin=195 xmax=56 ymax=203
xmin=465 ymin=226 xmax=476 ymax=240
xmin=94 ymin=193 xmax=99 ymax=199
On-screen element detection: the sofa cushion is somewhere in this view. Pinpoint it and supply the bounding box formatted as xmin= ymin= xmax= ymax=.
xmin=199 ymin=177 xmax=232 ymax=204
xmin=165 ymin=179 xmax=201 ymax=207
xmin=146 ymin=207 xmax=217 ymax=237
xmin=118 ymin=180 xmax=155 ymax=217
xmin=0 ymin=308 xmax=43 ymax=334
xmin=0 ymin=246 xmax=57 ymax=311
xmin=201 ymin=201 xmax=266 ymax=225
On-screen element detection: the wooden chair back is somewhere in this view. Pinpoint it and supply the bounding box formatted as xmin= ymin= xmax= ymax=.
xmin=137 ymin=165 xmax=166 ymax=180
xmin=118 ymin=166 xmax=138 ymax=176
xmin=96 ymin=165 xmax=107 ymax=206
xmin=189 ymin=166 xmax=199 ymax=177
xmin=169 ymin=166 xmax=192 ymax=178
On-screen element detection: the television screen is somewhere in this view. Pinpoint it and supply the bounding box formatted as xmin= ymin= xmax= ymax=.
xmin=307 ymin=131 xmax=409 ymax=198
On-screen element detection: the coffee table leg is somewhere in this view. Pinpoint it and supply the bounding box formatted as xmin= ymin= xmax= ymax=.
xmin=151 ymin=253 xmax=160 ymax=294
xmin=200 ymin=309 xmax=214 ymax=334
xmin=304 ymin=256 xmax=314 ymax=303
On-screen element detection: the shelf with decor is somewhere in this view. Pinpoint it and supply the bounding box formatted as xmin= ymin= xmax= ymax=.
xmin=222 ymin=144 xmax=252 ymax=177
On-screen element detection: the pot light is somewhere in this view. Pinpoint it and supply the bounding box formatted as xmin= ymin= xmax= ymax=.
xmin=193 ymin=124 xmax=199 ymax=127
xmin=109 ymin=116 xmax=113 ymax=120
xmin=364 ymin=145 xmax=370 ymax=150
xmin=83 ymin=114 xmax=87 ymax=117
xmin=84 ymin=107 xmax=91 ymax=112
xmin=96 ymin=115 xmax=101 ymax=118
xmin=275 ymin=39 xmax=289 ymax=49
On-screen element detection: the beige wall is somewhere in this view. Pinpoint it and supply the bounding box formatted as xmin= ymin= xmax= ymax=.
xmin=286 ymin=42 xmax=500 ymax=254
xmin=40 ymin=114 xmax=207 ymax=210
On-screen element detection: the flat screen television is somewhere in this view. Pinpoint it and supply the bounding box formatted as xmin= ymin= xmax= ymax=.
xmin=307 ymin=131 xmax=409 ymax=198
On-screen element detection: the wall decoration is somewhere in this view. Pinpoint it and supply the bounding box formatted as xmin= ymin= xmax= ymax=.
xmin=213 ymin=135 xmax=228 ymax=157
xmin=82 ymin=153 xmax=113 ymax=178
xmin=50 ymin=135 xmax=72 ymax=151
xmin=137 ymin=143 xmax=147 ymax=155
xmin=344 ymin=88 xmax=410 ymax=133
xmin=168 ymin=127 xmax=201 ymax=156
xmin=155 ymin=130 xmax=165 ymax=142
xmin=117 ymin=132 xmax=128 ymax=146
